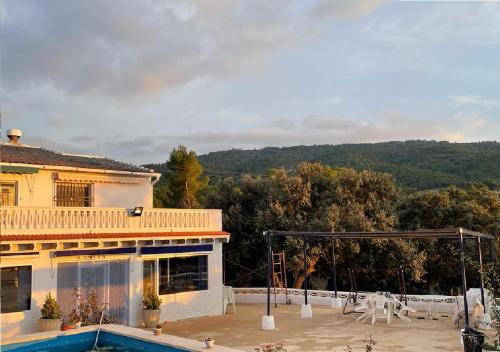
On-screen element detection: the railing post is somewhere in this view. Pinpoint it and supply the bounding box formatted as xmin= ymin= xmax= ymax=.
xmin=459 ymin=229 xmax=470 ymax=331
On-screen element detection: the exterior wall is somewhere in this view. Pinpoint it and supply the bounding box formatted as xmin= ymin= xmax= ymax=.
xmin=0 ymin=242 xmax=224 ymax=338
xmin=129 ymin=242 xmax=224 ymax=327
xmin=94 ymin=182 xmax=153 ymax=208
xmin=0 ymin=251 xmax=56 ymax=337
xmin=0 ymin=170 xmax=53 ymax=207
xmin=0 ymin=169 xmax=154 ymax=208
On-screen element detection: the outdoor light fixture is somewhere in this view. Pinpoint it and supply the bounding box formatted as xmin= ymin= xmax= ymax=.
xmin=132 ymin=207 xmax=143 ymax=217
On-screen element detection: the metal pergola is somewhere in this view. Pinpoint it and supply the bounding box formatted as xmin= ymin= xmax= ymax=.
xmin=263 ymin=228 xmax=496 ymax=333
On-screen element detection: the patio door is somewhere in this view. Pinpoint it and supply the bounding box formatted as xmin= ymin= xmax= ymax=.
xmin=57 ymin=260 xmax=129 ymax=324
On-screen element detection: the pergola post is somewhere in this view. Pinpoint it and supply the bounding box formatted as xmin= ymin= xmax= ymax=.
xmin=477 ymin=237 xmax=485 ymax=311
xmin=459 ymin=230 xmax=470 ymax=331
xmin=490 ymin=239 xmax=497 ymax=295
xmin=330 ymin=238 xmax=342 ymax=308
xmin=261 ymin=231 xmax=275 ymax=330
xmin=301 ymin=238 xmax=313 ymax=318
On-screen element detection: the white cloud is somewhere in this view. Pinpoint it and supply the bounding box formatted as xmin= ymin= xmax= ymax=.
xmin=449 ymin=95 xmax=500 ymax=109
xmin=1 ymin=0 xmax=385 ymax=99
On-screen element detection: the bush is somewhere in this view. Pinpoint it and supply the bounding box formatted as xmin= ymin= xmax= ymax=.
xmin=143 ymin=290 xmax=162 ymax=310
xmin=40 ymin=293 xmax=61 ymax=319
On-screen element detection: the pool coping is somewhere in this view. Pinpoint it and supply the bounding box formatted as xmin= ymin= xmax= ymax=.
xmin=0 ymin=324 xmax=244 ymax=352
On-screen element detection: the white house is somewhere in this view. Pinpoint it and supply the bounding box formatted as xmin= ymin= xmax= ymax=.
xmin=0 ymin=129 xmax=230 ymax=338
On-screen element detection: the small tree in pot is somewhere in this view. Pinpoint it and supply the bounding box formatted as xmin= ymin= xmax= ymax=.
xmin=39 ymin=293 xmax=62 ymax=332
xmin=142 ymin=290 xmax=162 ymax=328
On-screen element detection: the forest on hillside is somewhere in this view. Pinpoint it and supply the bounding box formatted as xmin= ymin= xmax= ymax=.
xmin=146 ymin=140 xmax=500 ymax=190
xmin=152 ymin=146 xmax=499 ymax=296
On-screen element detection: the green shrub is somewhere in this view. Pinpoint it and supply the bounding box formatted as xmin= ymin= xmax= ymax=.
xmin=143 ymin=290 xmax=162 ymax=310
xmin=40 ymin=293 xmax=61 ymax=319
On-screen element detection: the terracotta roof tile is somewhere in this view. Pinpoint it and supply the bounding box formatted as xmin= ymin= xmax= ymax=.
xmin=1 ymin=231 xmax=230 ymax=242
xmin=0 ymin=144 xmax=152 ymax=173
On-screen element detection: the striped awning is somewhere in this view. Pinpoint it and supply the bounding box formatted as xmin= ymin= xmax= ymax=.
xmin=0 ymin=165 xmax=39 ymax=174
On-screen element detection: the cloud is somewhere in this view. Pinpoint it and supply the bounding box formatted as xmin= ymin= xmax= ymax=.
xmin=1 ymin=0 xmax=384 ymax=100
xmin=28 ymin=112 xmax=488 ymax=164
xmin=448 ymin=95 xmax=500 ymax=109
xmin=303 ymin=115 xmax=360 ymax=130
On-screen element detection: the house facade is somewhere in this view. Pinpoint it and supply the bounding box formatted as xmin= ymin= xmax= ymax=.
xmin=0 ymin=129 xmax=229 ymax=338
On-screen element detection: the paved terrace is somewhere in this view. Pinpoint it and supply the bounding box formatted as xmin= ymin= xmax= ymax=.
xmin=164 ymin=304 xmax=462 ymax=352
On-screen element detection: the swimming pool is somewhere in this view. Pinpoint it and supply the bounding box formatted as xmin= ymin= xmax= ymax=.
xmin=2 ymin=330 xmax=189 ymax=352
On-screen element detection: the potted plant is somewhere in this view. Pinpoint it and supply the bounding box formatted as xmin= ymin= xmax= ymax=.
xmin=254 ymin=343 xmax=286 ymax=352
xmin=205 ymin=337 xmax=215 ymax=349
xmin=154 ymin=322 xmax=163 ymax=336
xmin=39 ymin=293 xmax=62 ymax=332
xmin=142 ymin=290 xmax=162 ymax=328
xmin=482 ymin=299 xmax=500 ymax=351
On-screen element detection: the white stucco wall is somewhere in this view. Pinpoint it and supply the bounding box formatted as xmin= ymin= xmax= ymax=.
xmin=0 ymin=170 xmax=54 ymax=206
xmin=0 ymin=251 xmax=56 ymax=337
xmin=0 ymin=169 xmax=154 ymax=208
xmin=94 ymin=181 xmax=153 ymax=208
xmin=129 ymin=242 xmax=224 ymax=326
xmin=1 ymin=242 xmax=224 ymax=338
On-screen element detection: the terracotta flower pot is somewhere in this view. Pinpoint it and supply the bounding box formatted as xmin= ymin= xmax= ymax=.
xmin=142 ymin=309 xmax=161 ymax=328
xmin=39 ymin=318 xmax=62 ymax=332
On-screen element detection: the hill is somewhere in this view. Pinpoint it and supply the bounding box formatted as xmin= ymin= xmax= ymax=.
xmin=145 ymin=140 xmax=500 ymax=190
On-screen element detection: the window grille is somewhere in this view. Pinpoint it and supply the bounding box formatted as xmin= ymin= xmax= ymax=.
xmin=54 ymin=182 xmax=93 ymax=207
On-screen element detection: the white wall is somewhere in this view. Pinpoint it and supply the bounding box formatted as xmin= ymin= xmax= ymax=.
xmin=0 ymin=251 xmax=56 ymax=338
xmin=0 ymin=170 xmax=53 ymax=206
xmin=1 ymin=242 xmax=225 ymax=338
xmin=94 ymin=181 xmax=153 ymax=208
xmin=129 ymin=242 xmax=224 ymax=326
xmin=0 ymin=169 xmax=154 ymax=208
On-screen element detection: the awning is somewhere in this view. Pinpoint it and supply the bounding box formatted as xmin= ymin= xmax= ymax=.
xmin=53 ymin=247 xmax=136 ymax=257
xmin=0 ymin=165 xmax=39 ymax=174
xmin=141 ymin=244 xmax=213 ymax=255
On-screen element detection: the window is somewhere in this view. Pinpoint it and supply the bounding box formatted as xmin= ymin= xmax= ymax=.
xmin=143 ymin=260 xmax=156 ymax=294
xmin=1 ymin=266 xmax=32 ymax=313
xmin=55 ymin=182 xmax=93 ymax=207
xmin=145 ymin=256 xmax=208 ymax=295
xmin=1 ymin=183 xmax=17 ymax=206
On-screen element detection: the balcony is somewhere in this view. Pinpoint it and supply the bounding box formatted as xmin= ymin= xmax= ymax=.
xmin=0 ymin=206 xmax=223 ymax=236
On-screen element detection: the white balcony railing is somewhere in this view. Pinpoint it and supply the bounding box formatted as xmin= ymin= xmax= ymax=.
xmin=0 ymin=206 xmax=222 ymax=235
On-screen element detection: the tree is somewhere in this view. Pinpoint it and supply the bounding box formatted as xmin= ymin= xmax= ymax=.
xmin=206 ymin=162 xmax=416 ymax=290
xmin=165 ymin=146 xmax=208 ymax=208
xmin=398 ymin=184 xmax=500 ymax=294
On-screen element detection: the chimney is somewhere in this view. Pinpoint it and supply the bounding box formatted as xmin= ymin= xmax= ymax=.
xmin=6 ymin=128 xmax=22 ymax=144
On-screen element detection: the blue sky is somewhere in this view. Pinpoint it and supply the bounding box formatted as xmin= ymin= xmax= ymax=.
xmin=1 ymin=0 xmax=499 ymax=164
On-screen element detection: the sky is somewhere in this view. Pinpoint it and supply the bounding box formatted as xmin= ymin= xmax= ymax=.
xmin=1 ymin=0 xmax=499 ymax=164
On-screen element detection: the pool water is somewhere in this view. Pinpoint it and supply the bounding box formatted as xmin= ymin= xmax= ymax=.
xmin=2 ymin=331 xmax=189 ymax=352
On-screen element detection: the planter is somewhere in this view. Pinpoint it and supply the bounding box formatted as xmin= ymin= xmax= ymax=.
xmin=153 ymin=328 xmax=162 ymax=336
xmin=462 ymin=329 xmax=485 ymax=352
xmin=142 ymin=309 xmax=161 ymax=328
xmin=38 ymin=318 xmax=62 ymax=332
xmin=204 ymin=338 xmax=215 ymax=349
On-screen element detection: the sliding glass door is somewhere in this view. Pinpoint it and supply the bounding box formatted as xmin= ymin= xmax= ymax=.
xmin=57 ymin=260 xmax=129 ymax=324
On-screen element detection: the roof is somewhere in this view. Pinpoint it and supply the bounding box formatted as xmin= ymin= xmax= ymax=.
xmin=0 ymin=143 xmax=152 ymax=173
xmin=267 ymin=228 xmax=495 ymax=240
xmin=0 ymin=231 xmax=230 ymax=242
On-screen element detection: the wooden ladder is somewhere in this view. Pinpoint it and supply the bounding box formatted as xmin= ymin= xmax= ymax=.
xmin=272 ymin=251 xmax=289 ymax=307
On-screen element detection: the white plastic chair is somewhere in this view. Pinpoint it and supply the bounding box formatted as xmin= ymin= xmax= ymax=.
xmin=355 ymin=294 xmax=390 ymax=325
xmin=355 ymin=294 xmax=376 ymax=323
xmin=223 ymin=285 xmax=236 ymax=314
xmin=392 ymin=296 xmax=416 ymax=322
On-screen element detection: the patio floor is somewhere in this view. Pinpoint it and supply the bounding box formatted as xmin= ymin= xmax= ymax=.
xmin=164 ymin=304 xmax=463 ymax=352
